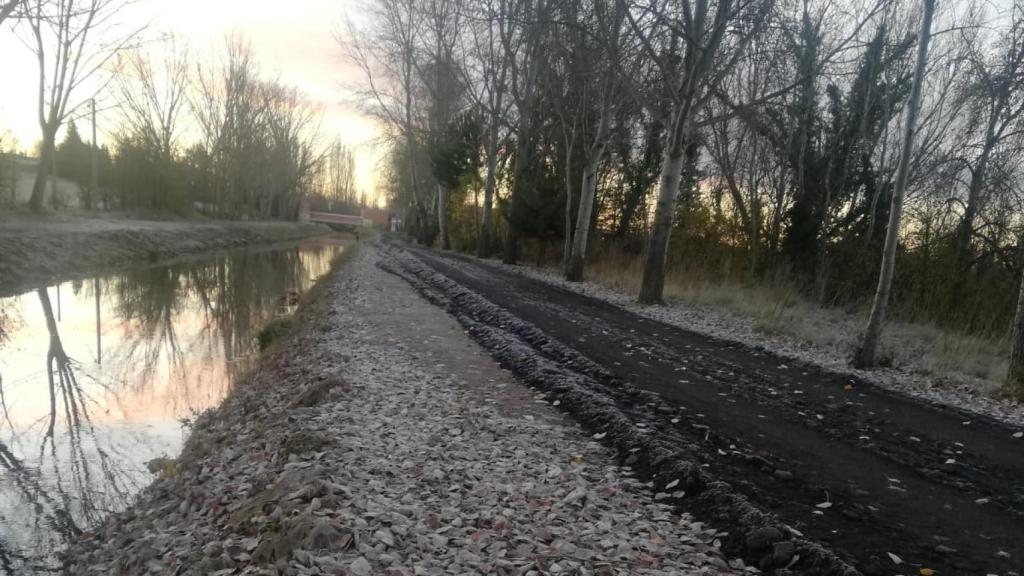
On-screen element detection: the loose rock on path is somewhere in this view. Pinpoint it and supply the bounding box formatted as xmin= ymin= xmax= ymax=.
xmin=66 ymin=245 xmax=747 ymax=576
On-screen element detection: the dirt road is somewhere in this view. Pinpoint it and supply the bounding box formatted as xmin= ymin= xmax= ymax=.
xmin=382 ymin=243 xmax=1024 ymax=576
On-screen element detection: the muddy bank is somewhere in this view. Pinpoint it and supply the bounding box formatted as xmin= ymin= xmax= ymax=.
xmin=0 ymin=215 xmax=329 ymax=297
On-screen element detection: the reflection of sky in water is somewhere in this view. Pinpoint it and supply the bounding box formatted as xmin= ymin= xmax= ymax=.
xmin=0 ymin=237 xmax=346 ymax=574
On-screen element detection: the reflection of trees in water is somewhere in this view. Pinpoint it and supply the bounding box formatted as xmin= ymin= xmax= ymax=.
xmin=0 ymin=241 xmax=342 ymax=572
xmin=108 ymin=244 xmax=339 ymax=397
xmin=0 ymin=289 xmax=132 ymax=574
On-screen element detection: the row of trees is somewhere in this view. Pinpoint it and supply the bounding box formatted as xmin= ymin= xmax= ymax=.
xmin=348 ymin=0 xmax=1024 ymax=395
xmin=1 ymin=0 xmax=358 ymax=218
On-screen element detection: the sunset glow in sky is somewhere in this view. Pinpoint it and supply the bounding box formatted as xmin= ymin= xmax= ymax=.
xmin=0 ymin=0 xmax=384 ymax=200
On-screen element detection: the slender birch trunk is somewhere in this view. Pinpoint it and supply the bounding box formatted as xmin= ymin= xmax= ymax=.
xmin=957 ymin=119 xmax=996 ymax=263
xmin=854 ymin=0 xmax=934 ymax=368
xmin=478 ymin=115 xmax=501 ymax=258
xmin=1005 ymin=263 xmax=1024 ymax=398
xmin=437 ymin=183 xmax=450 ymax=249
xmin=638 ymin=99 xmax=693 ymax=304
xmin=562 ymin=146 xmax=574 ymax=271
xmin=566 ymin=131 xmax=610 ymax=281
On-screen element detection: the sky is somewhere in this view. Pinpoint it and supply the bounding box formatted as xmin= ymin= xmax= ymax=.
xmin=0 ymin=0 xmax=385 ymax=201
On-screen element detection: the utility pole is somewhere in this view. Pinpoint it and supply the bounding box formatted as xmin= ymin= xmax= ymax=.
xmin=95 ymin=277 xmax=101 ymax=365
xmin=90 ymin=98 xmax=98 ymax=210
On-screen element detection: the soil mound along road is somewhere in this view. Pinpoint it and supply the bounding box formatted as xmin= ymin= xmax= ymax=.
xmin=378 ymin=241 xmax=1024 ymax=576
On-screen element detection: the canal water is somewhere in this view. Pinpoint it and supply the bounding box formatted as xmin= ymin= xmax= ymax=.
xmin=0 ymin=237 xmax=347 ymax=574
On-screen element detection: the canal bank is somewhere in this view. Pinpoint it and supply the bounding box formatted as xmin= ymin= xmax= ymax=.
xmin=0 ymin=215 xmax=330 ymax=298
xmin=0 ymin=236 xmax=352 ymax=574
xmin=63 ymin=244 xmax=745 ymax=576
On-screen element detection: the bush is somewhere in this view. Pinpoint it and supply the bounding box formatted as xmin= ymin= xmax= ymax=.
xmin=257 ymin=317 xmax=295 ymax=351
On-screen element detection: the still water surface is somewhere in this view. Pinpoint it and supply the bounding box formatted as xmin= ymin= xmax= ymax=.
xmin=0 ymin=237 xmax=347 ymax=574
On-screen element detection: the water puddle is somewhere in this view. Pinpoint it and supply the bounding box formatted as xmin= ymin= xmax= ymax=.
xmin=0 ymin=236 xmax=348 ymax=574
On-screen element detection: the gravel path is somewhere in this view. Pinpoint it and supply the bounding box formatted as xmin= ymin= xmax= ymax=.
xmin=67 ymin=245 xmax=747 ymax=575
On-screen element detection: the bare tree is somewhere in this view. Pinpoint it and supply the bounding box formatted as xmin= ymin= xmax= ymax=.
xmin=420 ymin=0 xmax=465 ymax=250
xmin=952 ymin=1 xmax=1024 ymax=265
xmin=634 ymin=0 xmax=773 ymax=303
xmin=188 ymin=36 xmax=320 ymax=218
xmin=564 ymin=0 xmax=628 ymax=281
xmin=500 ymin=0 xmax=551 ymax=264
xmin=24 ymin=0 xmax=140 ymax=211
xmin=324 ymin=139 xmax=358 ymax=207
xmin=462 ymin=0 xmax=512 ymax=258
xmin=0 ymin=0 xmax=21 ymax=26
xmin=344 ymin=0 xmax=435 ymax=241
xmin=854 ymin=0 xmax=935 ymax=368
xmin=113 ymin=37 xmax=190 ymax=166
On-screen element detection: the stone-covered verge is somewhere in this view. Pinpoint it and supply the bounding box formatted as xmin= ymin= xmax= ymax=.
xmin=65 ymin=245 xmax=749 ymax=576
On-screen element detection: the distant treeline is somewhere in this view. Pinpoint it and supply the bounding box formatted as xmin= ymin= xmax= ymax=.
xmin=34 ymin=38 xmax=356 ymax=219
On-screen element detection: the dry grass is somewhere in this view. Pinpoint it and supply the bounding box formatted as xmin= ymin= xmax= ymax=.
xmin=581 ymin=250 xmax=1010 ymax=397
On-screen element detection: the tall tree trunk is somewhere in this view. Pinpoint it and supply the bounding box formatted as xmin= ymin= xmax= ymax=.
xmin=566 ymin=81 xmax=614 ymax=282
xmin=502 ymin=0 xmax=546 ymax=266
xmin=562 ymin=149 xmax=574 ymax=272
xmin=437 ymin=183 xmax=450 ymax=249
xmin=957 ymin=122 xmax=996 ymax=264
xmin=504 ymin=124 xmax=530 ymax=265
xmin=30 ymin=125 xmax=57 ymax=211
xmin=813 ymin=168 xmax=834 ymax=304
xmin=1004 ymin=262 xmax=1024 ymax=398
xmin=750 ymin=195 xmax=761 ymax=278
xmin=478 ymin=119 xmax=500 ymax=258
xmin=855 ymin=0 xmax=934 ymax=368
xmin=565 ymin=155 xmax=600 ymax=281
xmin=638 ymin=98 xmax=693 ymax=304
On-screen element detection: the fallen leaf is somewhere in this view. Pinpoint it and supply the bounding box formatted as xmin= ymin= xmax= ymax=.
xmin=887 ymin=552 xmax=903 ymax=565
xmin=920 ymin=568 xmax=935 ymax=576
xmin=816 ymin=501 xmax=833 ymax=509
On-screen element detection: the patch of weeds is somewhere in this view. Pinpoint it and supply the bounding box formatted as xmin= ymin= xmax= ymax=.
xmin=925 ymin=332 xmax=1006 ymax=381
xmin=290 ymin=376 xmax=349 ymax=408
xmin=754 ymin=299 xmax=792 ymax=335
xmin=146 ymin=457 xmax=177 ymax=478
xmin=281 ymin=430 xmax=332 ymax=456
xmin=257 ymin=317 xmax=295 ymax=351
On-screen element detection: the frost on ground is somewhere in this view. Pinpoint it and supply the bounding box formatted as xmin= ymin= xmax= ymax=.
xmin=482 ymin=258 xmax=1024 ymax=427
xmin=66 ymin=246 xmax=747 ymax=576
